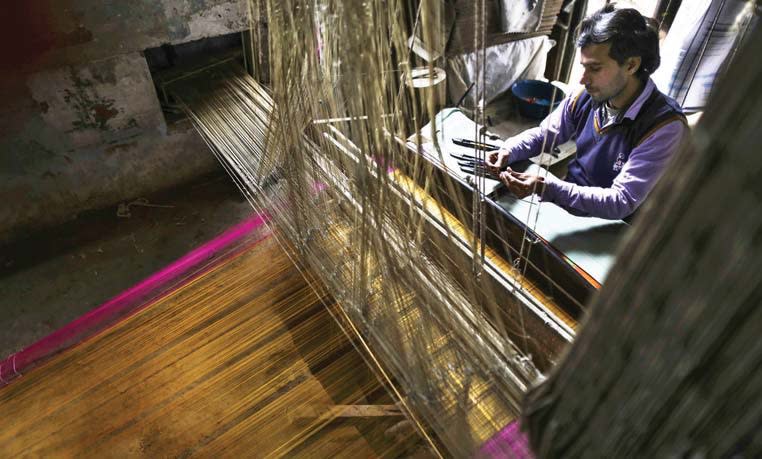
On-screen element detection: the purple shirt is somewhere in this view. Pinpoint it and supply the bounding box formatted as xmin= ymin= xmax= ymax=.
xmin=503 ymin=78 xmax=688 ymax=220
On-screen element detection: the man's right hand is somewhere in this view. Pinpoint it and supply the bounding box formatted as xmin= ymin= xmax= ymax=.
xmin=485 ymin=148 xmax=510 ymax=174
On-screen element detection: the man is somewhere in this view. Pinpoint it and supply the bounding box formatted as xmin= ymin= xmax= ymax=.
xmin=486 ymin=5 xmax=688 ymax=221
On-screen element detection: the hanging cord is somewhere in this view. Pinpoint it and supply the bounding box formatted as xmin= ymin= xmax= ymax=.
xmin=471 ymin=0 xmax=489 ymax=277
xmin=478 ymin=0 xmax=489 ymax=272
xmin=511 ymin=1 xmax=577 ymax=303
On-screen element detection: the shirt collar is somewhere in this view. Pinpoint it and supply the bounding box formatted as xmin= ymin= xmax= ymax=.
xmin=593 ymin=78 xmax=655 ymax=122
xmin=621 ymin=78 xmax=655 ymax=120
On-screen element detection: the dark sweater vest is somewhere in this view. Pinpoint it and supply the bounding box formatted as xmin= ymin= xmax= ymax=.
xmin=565 ymin=86 xmax=686 ymax=189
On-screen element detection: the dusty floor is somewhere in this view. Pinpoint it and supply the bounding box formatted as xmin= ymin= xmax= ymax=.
xmin=0 ymin=172 xmax=255 ymax=358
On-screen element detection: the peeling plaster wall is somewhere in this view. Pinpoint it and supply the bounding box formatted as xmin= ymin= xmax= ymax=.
xmin=0 ymin=0 xmax=249 ymax=243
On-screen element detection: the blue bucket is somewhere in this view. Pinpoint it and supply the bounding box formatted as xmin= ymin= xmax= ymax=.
xmin=511 ymin=80 xmax=567 ymax=120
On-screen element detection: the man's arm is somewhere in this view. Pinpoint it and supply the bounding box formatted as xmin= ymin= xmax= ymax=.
xmin=487 ymin=93 xmax=578 ymax=169
xmin=542 ymin=120 xmax=688 ymax=220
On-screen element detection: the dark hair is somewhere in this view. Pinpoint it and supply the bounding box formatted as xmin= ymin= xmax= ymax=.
xmin=576 ymin=4 xmax=660 ymax=80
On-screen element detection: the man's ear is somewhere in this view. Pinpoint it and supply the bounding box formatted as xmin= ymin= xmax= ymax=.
xmin=626 ymin=56 xmax=642 ymax=75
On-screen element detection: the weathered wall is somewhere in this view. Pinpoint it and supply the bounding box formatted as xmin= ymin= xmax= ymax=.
xmin=0 ymin=0 xmax=249 ymax=243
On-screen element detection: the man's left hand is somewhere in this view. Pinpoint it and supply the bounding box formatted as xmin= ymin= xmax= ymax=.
xmin=499 ymin=168 xmax=545 ymax=198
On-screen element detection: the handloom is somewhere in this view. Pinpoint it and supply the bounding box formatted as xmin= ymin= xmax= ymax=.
xmin=0 ymin=234 xmax=431 ymax=457
xmin=170 ymin=0 xmax=578 ymax=455
xmin=2 ymin=1 xmax=760 ymax=457
xmin=173 ymin=67 xmax=549 ymax=456
xmin=0 ymin=1 xmax=571 ymax=456
xmin=178 ymin=1 xmax=760 ymax=456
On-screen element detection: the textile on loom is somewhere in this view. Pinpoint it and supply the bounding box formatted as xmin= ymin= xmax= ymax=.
xmin=174 ymin=1 xmax=762 ymax=456
xmin=0 ymin=235 xmax=432 ymax=456
xmin=161 ymin=0 xmax=588 ymax=455
xmin=5 ymin=0 xmax=756 ymax=456
xmin=172 ymin=67 xmax=540 ymax=455
xmin=0 ymin=217 xmax=268 ymax=383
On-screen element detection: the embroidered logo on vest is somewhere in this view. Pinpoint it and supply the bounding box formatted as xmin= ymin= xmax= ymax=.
xmin=613 ymin=152 xmax=626 ymax=172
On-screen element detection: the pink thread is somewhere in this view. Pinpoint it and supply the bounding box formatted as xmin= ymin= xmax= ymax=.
xmin=0 ymin=213 xmax=270 ymax=389
xmin=312 ymin=181 xmax=327 ymax=193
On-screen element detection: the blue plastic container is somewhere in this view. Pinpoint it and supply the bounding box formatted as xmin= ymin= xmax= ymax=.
xmin=511 ymin=80 xmax=567 ymax=120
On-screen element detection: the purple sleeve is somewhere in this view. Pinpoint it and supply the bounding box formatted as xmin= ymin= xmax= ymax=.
xmin=502 ymin=94 xmax=577 ymax=163
xmin=542 ymin=120 xmax=688 ymax=220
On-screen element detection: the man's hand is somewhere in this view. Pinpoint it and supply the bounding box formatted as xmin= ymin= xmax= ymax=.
xmin=499 ymin=168 xmax=545 ymax=199
xmin=485 ymin=148 xmax=511 ymax=174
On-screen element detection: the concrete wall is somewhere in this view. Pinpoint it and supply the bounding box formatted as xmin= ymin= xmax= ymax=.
xmin=0 ymin=0 xmax=249 ymax=243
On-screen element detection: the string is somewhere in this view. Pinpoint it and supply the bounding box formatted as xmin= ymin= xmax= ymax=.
xmin=165 ymin=2 xmax=582 ymax=455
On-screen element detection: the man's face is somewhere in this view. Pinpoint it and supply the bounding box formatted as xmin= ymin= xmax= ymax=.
xmin=579 ymin=42 xmax=630 ymax=104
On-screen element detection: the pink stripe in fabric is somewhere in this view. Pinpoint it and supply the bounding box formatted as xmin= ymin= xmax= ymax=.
xmin=0 ymin=213 xmax=270 ymax=387
xmin=478 ymin=420 xmax=535 ymax=459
